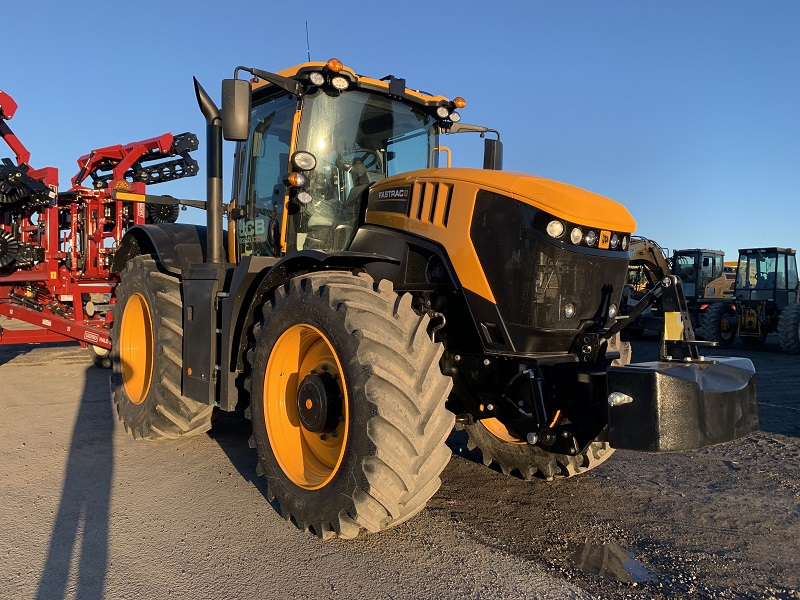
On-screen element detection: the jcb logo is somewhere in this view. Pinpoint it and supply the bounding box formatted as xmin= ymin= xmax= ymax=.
xmin=599 ymin=230 xmax=611 ymax=250
xmin=238 ymin=219 xmax=266 ymax=237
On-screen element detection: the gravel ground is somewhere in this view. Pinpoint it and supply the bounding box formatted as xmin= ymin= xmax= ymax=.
xmin=0 ymin=332 xmax=797 ymax=599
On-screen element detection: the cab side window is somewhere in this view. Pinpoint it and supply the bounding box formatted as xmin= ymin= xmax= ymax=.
xmin=237 ymin=94 xmax=296 ymax=257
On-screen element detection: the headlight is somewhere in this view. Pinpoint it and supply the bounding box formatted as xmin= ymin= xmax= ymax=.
xmin=570 ymin=227 xmax=583 ymax=245
xmin=608 ymin=303 xmax=618 ymax=318
xmin=610 ymin=233 xmax=619 ymax=249
xmin=291 ymin=151 xmax=317 ymax=171
xmin=621 ymin=236 xmax=628 ymax=250
xmin=585 ymin=230 xmax=598 ymax=247
xmin=564 ymin=302 xmax=576 ymax=318
xmin=331 ymin=76 xmax=349 ymax=91
xmin=308 ymin=71 xmax=325 ymax=86
xmin=546 ymin=220 xmax=565 ymax=238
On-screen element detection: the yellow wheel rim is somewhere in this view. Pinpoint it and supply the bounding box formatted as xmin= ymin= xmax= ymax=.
xmin=481 ymin=418 xmax=526 ymax=444
xmin=119 ymin=292 xmax=154 ymax=404
xmin=264 ymin=324 xmax=348 ymax=490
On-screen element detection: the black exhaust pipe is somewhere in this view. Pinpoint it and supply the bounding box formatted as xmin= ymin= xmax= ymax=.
xmin=193 ymin=77 xmax=225 ymax=265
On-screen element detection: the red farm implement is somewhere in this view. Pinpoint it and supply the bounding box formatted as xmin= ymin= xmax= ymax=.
xmin=0 ymin=89 xmax=198 ymax=366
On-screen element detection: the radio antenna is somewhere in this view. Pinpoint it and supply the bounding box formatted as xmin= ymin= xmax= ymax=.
xmin=305 ymin=22 xmax=311 ymax=62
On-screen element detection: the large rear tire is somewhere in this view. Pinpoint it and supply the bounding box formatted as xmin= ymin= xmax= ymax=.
xmin=458 ymin=334 xmax=630 ymax=481
xmin=246 ymin=272 xmax=454 ymax=539
xmin=111 ymin=256 xmax=213 ymax=439
xmin=701 ymin=302 xmax=736 ymax=348
xmin=778 ymin=304 xmax=800 ymax=354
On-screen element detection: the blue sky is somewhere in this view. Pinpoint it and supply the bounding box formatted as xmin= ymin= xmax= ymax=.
xmin=3 ymin=1 xmax=798 ymax=261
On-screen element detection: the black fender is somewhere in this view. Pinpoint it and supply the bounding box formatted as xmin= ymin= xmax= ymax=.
xmin=111 ymin=224 xmax=227 ymax=275
xmin=219 ymin=250 xmax=399 ymax=411
xmin=349 ymin=225 xmax=513 ymax=355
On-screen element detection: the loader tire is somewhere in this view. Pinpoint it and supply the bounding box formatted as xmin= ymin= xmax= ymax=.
xmin=458 ymin=334 xmax=630 ymax=481
xmin=111 ymin=256 xmax=213 ymax=440
xmin=777 ymin=304 xmax=800 ymax=354
xmin=701 ymin=302 xmax=736 ymax=348
xmin=88 ymin=344 xmax=112 ymax=369
xmin=246 ymin=272 xmax=454 ymax=539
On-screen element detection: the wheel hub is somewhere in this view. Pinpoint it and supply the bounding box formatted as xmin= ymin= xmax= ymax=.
xmin=296 ymin=372 xmax=342 ymax=434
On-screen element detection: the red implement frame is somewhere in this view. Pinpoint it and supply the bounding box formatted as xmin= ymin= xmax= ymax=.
xmin=0 ymin=89 xmax=197 ymax=350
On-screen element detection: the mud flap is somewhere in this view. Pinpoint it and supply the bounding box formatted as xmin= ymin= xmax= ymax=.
xmin=607 ymin=357 xmax=758 ymax=451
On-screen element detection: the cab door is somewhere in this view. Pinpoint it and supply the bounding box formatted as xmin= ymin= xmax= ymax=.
xmin=235 ymin=93 xmax=297 ymax=258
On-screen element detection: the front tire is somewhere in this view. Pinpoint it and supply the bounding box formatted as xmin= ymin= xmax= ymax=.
xmin=246 ymin=272 xmax=454 ymax=539
xmin=88 ymin=344 xmax=112 ymax=369
xmin=701 ymin=302 xmax=736 ymax=348
xmin=460 ymin=419 xmax=614 ymax=480
xmin=458 ymin=334 xmax=630 ymax=481
xmin=111 ymin=256 xmax=213 ymax=439
xmin=778 ymin=304 xmax=800 ymax=354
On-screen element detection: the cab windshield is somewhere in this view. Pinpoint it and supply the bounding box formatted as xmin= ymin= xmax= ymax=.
xmin=289 ymin=89 xmax=438 ymax=251
xmin=737 ymin=252 xmax=778 ymax=290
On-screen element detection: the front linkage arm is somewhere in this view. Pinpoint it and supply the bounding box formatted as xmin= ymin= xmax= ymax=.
xmin=604 ymin=275 xmax=717 ymax=362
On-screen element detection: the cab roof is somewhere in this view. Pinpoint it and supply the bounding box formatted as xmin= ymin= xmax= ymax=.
xmin=249 ymin=60 xmax=453 ymax=109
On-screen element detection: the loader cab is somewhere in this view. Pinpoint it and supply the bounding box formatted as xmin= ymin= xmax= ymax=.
xmin=734 ymin=248 xmax=798 ymax=309
xmin=671 ymin=249 xmax=724 ymax=301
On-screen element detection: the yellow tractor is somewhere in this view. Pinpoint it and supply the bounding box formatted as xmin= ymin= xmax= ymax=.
xmin=109 ymin=59 xmax=758 ymax=539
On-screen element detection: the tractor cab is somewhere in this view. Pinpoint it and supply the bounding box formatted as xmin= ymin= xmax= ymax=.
xmin=223 ymin=59 xmax=500 ymax=261
xmin=734 ymin=248 xmax=798 ymax=308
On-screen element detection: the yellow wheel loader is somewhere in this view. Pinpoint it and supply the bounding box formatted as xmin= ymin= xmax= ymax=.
xmin=624 ymin=237 xmax=733 ymax=335
xmin=108 ymin=59 xmax=758 ymax=539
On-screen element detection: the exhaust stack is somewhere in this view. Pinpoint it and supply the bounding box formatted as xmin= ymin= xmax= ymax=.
xmin=193 ymin=78 xmax=225 ymax=264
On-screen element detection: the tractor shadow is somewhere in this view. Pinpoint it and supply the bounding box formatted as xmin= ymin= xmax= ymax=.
xmin=35 ymin=364 xmax=114 ymax=600
xmin=206 ymin=407 xmax=276 ymax=509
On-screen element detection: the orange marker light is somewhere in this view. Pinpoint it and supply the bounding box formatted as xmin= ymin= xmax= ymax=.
xmin=286 ymin=172 xmax=309 ymax=187
xmin=326 ymin=58 xmax=344 ymax=72
xmin=453 ymin=97 xmax=466 ymax=108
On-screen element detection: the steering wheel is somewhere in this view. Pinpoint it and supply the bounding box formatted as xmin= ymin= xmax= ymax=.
xmin=344 ymin=149 xmax=382 ymax=173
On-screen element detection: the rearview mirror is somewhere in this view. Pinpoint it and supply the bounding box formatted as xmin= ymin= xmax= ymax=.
xmin=221 ymin=79 xmax=251 ymax=142
xmin=483 ymin=138 xmax=503 ymax=170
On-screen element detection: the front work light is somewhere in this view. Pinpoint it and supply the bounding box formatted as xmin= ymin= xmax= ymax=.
xmin=436 ymin=106 xmax=450 ymax=119
xmin=546 ymin=220 xmax=565 ymax=238
xmin=564 ymin=302 xmax=576 ymax=318
xmin=308 ymin=71 xmax=325 ymax=86
xmin=291 ymin=151 xmax=317 ymax=171
xmin=296 ymin=191 xmax=313 ymax=205
xmin=331 ymin=76 xmax=349 ymax=91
